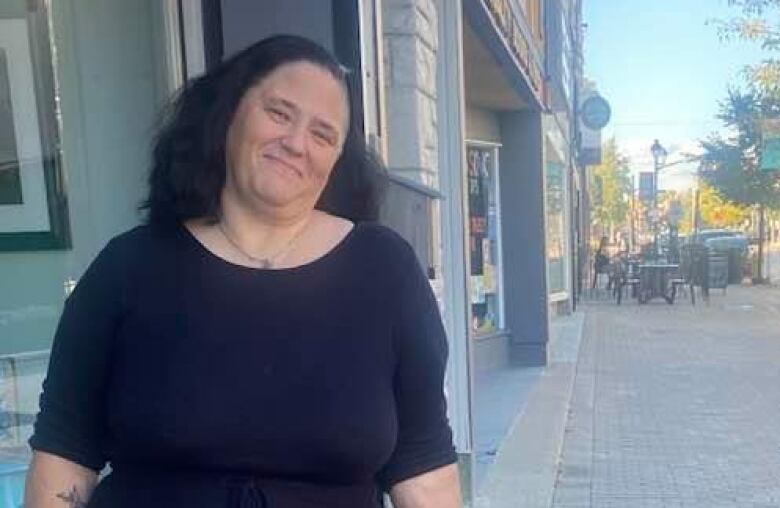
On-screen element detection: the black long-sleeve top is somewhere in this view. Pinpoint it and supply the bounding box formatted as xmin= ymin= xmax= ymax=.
xmin=29 ymin=221 xmax=456 ymax=507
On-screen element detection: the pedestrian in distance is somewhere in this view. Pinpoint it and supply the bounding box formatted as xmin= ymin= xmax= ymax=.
xmin=592 ymin=235 xmax=610 ymax=289
xmin=24 ymin=34 xmax=461 ymax=508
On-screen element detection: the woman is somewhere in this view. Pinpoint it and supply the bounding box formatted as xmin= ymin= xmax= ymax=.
xmin=25 ymin=35 xmax=460 ymax=507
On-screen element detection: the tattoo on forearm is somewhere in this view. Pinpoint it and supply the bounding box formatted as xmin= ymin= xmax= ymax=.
xmin=56 ymin=486 xmax=86 ymax=508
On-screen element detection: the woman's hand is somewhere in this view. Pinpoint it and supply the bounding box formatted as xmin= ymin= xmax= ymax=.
xmin=24 ymin=451 xmax=98 ymax=508
xmin=389 ymin=463 xmax=462 ymax=508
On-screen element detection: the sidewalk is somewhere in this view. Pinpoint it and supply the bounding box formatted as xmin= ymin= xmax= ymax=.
xmin=474 ymin=311 xmax=586 ymax=507
xmin=553 ymin=285 xmax=780 ymax=507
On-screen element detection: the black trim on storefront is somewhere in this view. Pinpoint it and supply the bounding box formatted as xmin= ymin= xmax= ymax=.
xmin=200 ymin=0 xmax=223 ymax=70
xmin=332 ymin=0 xmax=365 ymax=136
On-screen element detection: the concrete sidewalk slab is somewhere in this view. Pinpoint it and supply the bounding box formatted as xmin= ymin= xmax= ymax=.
xmin=475 ymin=312 xmax=586 ymax=508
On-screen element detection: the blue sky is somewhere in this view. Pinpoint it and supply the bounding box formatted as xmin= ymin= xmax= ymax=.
xmin=583 ymin=0 xmax=774 ymax=189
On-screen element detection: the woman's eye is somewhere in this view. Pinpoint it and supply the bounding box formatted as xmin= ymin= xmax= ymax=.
xmin=266 ymin=107 xmax=290 ymax=123
xmin=312 ymin=130 xmax=335 ymax=146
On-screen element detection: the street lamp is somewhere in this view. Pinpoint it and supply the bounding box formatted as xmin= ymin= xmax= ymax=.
xmin=650 ymin=139 xmax=668 ymax=258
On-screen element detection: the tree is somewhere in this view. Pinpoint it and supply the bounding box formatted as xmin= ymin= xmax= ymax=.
xmin=699 ymin=90 xmax=780 ymax=280
xmin=704 ymin=0 xmax=780 ymax=280
xmin=588 ymin=138 xmax=632 ymax=242
xmin=697 ymin=183 xmax=751 ymax=228
xmin=711 ymin=0 xmax=780 ymax=95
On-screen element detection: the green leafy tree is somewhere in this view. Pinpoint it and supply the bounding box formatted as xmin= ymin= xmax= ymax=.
xmin=697 ymin=183 xmax=752 ymax=228
xmin=699 ymin=90 xmax=780 ymax=280
xmin=710 ymin=0 xmax=780 ymax=94
xmin=589 ymin=138 xmax=632 ymax=241
xmin=704 ymin=0 xmax=780 ymax=279
xmin=700 ymin=90 xmax=780 ymax=207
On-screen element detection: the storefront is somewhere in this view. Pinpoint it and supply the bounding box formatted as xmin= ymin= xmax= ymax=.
xmin=460 ymin=0 xmax=550 ymax=491
xmin=0 ymin=1 xmax=582 ymax=503
xmin=467 ymin=142 xmax=505 ymax=336
xmin=545 ymin=120 xmax=573 ymax=306
xmin=0 ymin=0 xmax=192 ymax=497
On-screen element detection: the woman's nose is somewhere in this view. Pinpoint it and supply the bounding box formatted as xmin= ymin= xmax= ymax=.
xmin=280 ymin=122 xmax=305 ymax=156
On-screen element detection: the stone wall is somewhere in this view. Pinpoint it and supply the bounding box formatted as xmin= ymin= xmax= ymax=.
xmin=382 ymin=0 xmax=440 ymax=187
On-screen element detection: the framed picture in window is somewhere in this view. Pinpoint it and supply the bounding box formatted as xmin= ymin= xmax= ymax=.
xmin=0 ymin=13 xmax=69 ymax=251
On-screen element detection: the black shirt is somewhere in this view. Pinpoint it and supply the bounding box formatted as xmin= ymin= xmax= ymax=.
xmin=30 ymin=221 xmax=456 ymax=507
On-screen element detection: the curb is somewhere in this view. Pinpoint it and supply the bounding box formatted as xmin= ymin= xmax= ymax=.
xmin=474 ymin=312 xmax=586 ymax=508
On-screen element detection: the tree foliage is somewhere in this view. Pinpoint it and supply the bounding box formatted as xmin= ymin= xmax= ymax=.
xmin=710 ymin=0 xmax=780 ymax=94
xmin=589 ymin=138 xmax=632 ymax=235
xmin=698 ymin=183 xmax=752 ymax=227
xmin=699 ymin=90 xmax=780 ymax=209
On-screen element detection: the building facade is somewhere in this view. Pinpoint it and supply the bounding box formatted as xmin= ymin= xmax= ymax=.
xmin=0 ymin=0 xmax=584 ymax=503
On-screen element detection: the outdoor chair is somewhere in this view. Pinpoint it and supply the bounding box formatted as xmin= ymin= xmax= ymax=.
xmin=614 ymin=257 xmax=641 ymax=305
xmin=669 ymin=266 xmax=691 ymax=304
xmin=679 ymin=244 xmax=711 ymax=305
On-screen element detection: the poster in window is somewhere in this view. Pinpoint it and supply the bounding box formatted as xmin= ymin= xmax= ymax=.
xmin=0 ymin=17 xmax=69 ymax=251
xmin=0 ymin=49 xmax=23 ymax=205
xmin=468 ymin=149 xmax=489 ymax=274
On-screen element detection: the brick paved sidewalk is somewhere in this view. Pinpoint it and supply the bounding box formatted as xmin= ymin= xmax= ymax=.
xmin=553 ymin=285 xmax=780 ymax=508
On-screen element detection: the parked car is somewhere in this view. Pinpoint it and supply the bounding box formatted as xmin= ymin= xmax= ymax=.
xmin=704 ymin=235 xmax=748 ymax=253
xmin=691 ymin=229 xmax=740 ymax=244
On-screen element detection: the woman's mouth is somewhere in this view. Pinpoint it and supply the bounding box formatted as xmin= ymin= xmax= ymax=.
xmin=264 ymin=154 xmax=303 ymax=178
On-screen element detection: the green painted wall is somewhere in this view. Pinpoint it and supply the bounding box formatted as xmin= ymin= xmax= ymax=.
xmin=0 ymin=1 xmax=171 ymax=355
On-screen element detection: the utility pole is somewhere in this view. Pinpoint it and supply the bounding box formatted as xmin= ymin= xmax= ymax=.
xmin=630 ymin=174 xmax=636 ymax=252
xmin=757 ymin=203 xmax=766 ymax=283
xmin=650 ymin=140 xmax=668 ymax=259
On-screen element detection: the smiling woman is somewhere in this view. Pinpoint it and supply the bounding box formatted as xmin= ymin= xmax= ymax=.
xmin=24 ymin=35 xmax=461 ymax=508
xmin=221 ymin=61 xmax=349 ymax=225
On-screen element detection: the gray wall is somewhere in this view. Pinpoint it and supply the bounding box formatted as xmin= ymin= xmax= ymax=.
xmin=465 ymin=105 xmax=501 ymax=144
xmin=498 ymin=110 xmax=549 ymax=366
xmin=220 ymin=0 xmax=334 ymax=58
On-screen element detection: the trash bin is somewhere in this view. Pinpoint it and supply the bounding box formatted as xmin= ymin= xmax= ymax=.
xmin=705 ymin=236 xmax=748 ymax=285
xmin=727 ymin=247 xmax=744 ymax=284
xmin=708 ymin=252 xmax=729 ymax=290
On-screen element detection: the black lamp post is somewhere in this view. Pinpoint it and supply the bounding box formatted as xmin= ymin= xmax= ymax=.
xmin=650 ymin=139 xmax=667 ymax=258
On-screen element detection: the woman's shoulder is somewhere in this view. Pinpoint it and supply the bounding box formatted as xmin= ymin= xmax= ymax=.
xmin=105 ymin=222 xmax=172 ymax=253
xmin=95 ymin=222 xmax=188 ymax=274
xmin=352 ymin=222 xmax=417 ymax=261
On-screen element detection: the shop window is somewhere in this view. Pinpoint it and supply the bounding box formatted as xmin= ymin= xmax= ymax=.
xmin=0 ymin=1 xmax=181 ymax=502
xmin=546 ymin=159 xmax=568 ymax=293
xmin=467 ymin=143 xmax=505 ymax=336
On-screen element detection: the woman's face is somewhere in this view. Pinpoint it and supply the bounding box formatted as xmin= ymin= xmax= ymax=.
xmin=224 ymin=61 xmax=348 ymax=219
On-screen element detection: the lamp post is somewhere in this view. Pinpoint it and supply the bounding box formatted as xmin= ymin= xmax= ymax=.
xmin=650 ymin=139 xmax=668 ymax=258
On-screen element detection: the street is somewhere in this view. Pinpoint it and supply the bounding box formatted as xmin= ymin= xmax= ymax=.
xmin=552 ymin=285 xmax=780 ymax=507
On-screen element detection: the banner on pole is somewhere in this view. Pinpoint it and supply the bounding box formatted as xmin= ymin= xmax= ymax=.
xmin=638 ymin=172 xmax=654 ymax=201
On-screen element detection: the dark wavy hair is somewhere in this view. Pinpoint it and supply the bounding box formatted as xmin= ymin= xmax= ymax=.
xmin=142 ymin=34 xmax=386 ymax=225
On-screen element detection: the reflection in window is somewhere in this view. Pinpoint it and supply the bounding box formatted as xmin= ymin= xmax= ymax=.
xmin=546 ymin=160 xmax=567 ymax=293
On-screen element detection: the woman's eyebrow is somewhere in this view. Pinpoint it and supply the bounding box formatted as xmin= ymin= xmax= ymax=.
xmin=264 ymin=95 xmax=298 ymax=112
xmin=311 ymin=117 xmax=340 ymax=137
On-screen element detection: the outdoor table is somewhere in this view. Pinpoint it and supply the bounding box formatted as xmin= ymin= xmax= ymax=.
xmin=638 ymin=263 xmax=679 ymax=304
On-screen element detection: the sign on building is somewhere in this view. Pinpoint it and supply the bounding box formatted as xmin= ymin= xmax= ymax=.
xmin=579 ymin=93 xmax=610 ymax=166
xmin=760 ymin=118 xmax=780 ymax=172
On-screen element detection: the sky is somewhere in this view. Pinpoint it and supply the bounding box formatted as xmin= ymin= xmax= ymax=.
xmin=583 ymin=0 xmax=774 ymax=191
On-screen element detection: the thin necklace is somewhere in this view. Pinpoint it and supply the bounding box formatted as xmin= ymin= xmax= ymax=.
xmin=217 ymin=218 xmax=309 ymax=269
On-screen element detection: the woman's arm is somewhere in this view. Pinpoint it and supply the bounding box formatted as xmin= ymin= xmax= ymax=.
xmin=24 ymin=451 xmax=98 ymax=508
xmin=26 ymin=239 xmax=129 ymax=507
xmin=389 ymin=464 xmax=461 ymax=508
